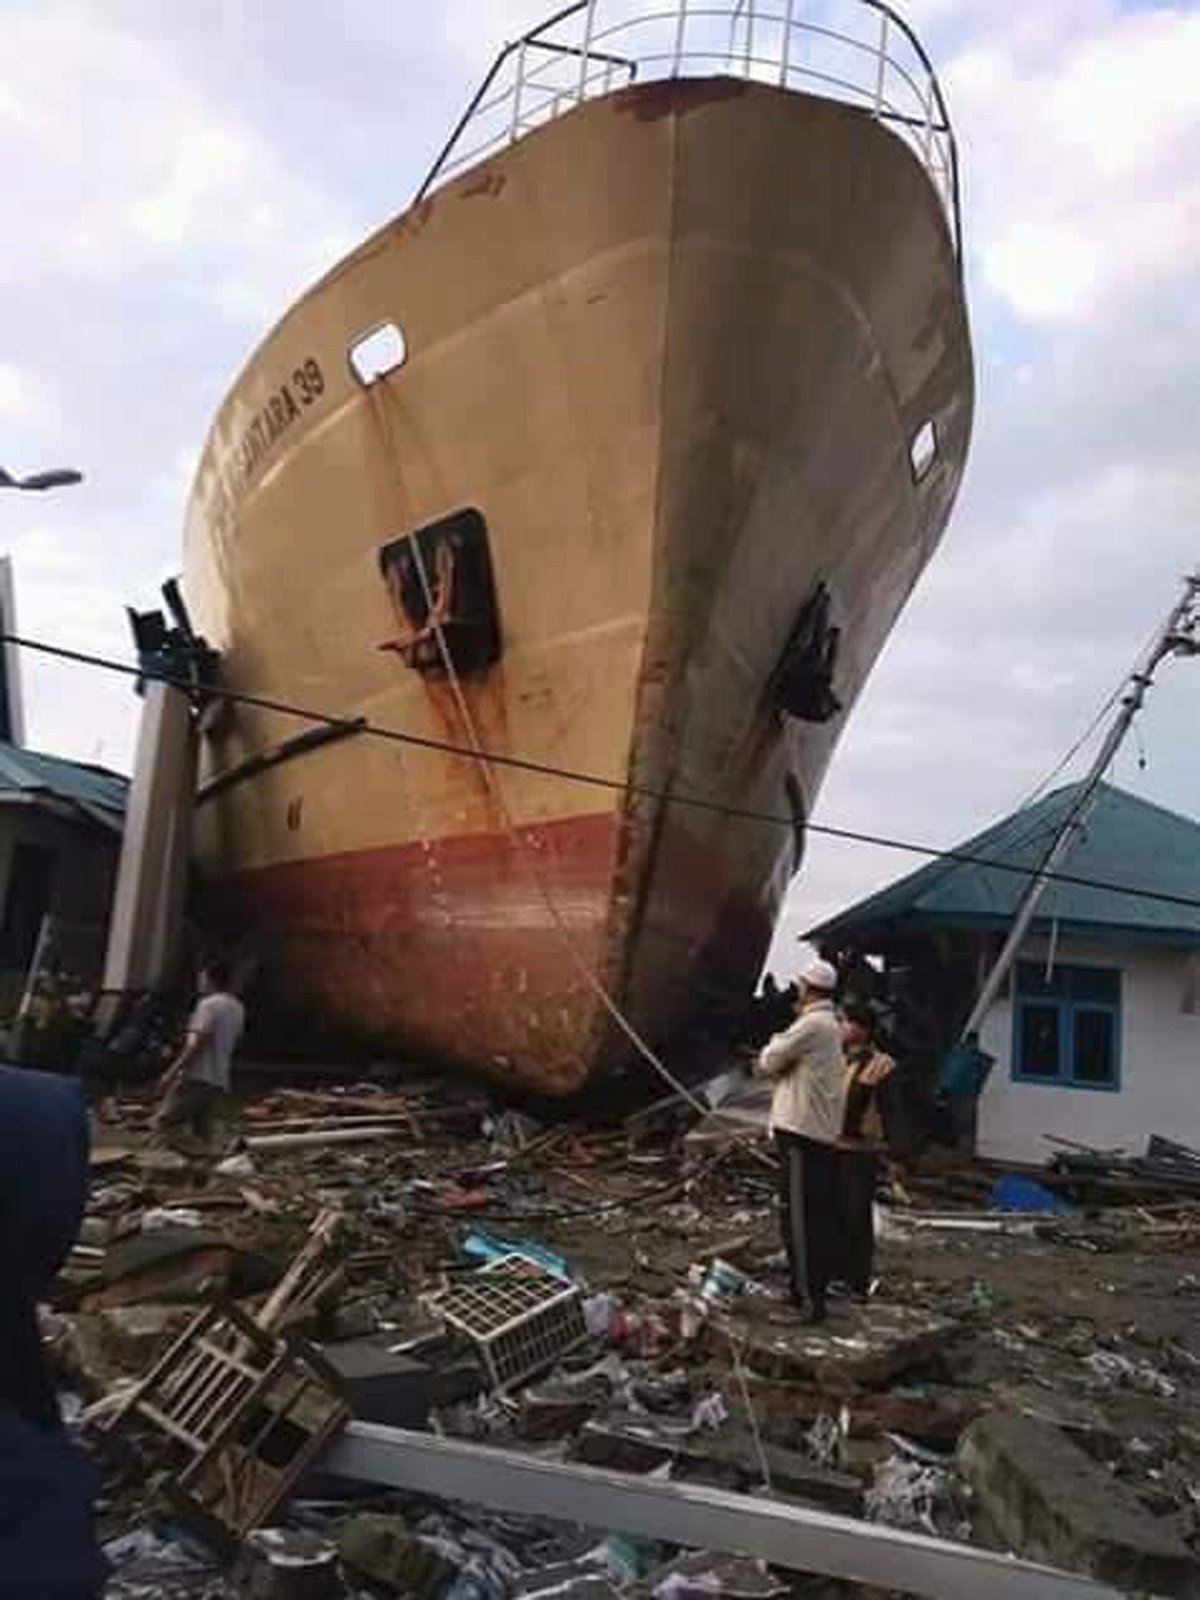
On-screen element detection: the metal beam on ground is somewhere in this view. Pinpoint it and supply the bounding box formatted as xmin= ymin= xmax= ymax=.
xmin=324 ymin=1421 xmax=1119 ymax=1600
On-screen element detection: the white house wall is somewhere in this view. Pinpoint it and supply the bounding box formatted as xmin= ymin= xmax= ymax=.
xmin=976 ymin=932 xmax=1200 ymax=1166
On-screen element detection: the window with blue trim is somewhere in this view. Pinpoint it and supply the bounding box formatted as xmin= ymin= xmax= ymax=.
xmin=1012 ymin=962 xmax=1120 ymax=1090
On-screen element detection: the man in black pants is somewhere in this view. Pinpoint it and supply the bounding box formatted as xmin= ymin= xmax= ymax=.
xmin=757 ymin=958 xmax=844 ymax=1323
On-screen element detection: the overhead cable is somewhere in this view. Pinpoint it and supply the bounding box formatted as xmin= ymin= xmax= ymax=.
xmin=7 ymin=630 xmax=1200 ymax=917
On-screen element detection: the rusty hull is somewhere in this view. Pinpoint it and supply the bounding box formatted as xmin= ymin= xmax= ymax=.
xmin=184 ymin=80 xmax=973 ymax=1093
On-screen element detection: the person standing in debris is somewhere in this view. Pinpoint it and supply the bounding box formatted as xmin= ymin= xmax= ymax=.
xmin=155 ymin=957 xmax=245 ymax=1157
xmin=0 ymin=1064 xmax=107 ymax=1596
xmin=756 ymin=957 xmax=844 ymax=1323
xmin=836 ymin=1002 xmax=898 ymax=1297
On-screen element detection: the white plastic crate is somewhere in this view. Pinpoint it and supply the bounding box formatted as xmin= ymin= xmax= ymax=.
xmin=426 ymin=1256 xmax=587 ymax=1391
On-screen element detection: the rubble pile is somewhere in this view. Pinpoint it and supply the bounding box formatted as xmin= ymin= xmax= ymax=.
xmin=43 ymin=1076 xmax=1200 ymax=1597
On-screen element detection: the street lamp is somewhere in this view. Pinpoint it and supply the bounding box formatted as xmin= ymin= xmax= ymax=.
xmin=0 ymin=466 xmax=83 ymax=491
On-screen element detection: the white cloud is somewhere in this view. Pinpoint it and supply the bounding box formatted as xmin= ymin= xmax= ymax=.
xmin=945 ymin=6 xmax=1200 ymax=323
xmin=438 ymin=0 xmax=542 ymax=59
xmin=128 ymin=119 xmax=253 ymax=250
xmin=0 ymin=0 xmax=1194 ymax=1008
xmin=0 ymin=3 xmax=367 ymax=766
xmin=0 ymin=364 xmax=47 ymax=429
xmin=0 ymin=5 xmax=356 ymax=318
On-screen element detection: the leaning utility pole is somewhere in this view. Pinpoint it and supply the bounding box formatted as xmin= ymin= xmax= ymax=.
xmin=961 ymin=570 xmax=1200 ymax=1041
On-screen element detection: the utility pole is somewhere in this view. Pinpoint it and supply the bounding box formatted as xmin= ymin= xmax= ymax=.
xmin=961 ymin=570 xmax=1200 ymax=1042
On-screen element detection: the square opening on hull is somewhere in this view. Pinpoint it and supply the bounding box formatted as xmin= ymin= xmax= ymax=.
xmin=379 ymin=506 xmax=502 ymax=676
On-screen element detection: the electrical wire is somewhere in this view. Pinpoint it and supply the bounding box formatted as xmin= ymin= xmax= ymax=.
xmin=7 ymin=629 xmax=1200 ymax=916
xmin=983 ymin=609 xmax=1186 ymax=925
xmin=1017 ymin=687 xmax=1123 ymax=813
xmin=930 ymin=632 xmax=1160 ymax=901
xmin=1010 ymin=611 xmax=1168 ymax=819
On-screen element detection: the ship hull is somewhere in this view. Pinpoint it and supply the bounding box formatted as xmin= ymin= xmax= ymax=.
xmin=184 ymin=78 xmax=973 ymax=1093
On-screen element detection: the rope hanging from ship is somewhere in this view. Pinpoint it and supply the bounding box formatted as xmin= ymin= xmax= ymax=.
xmin=366 ymin=376 xmax=721 ymax=1124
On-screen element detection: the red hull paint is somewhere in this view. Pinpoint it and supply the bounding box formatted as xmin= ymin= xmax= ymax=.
xmin=216 ymin=813 xmax=619 ymax=1093
xmin=210 ymin=810 xmax=771 ymax=1094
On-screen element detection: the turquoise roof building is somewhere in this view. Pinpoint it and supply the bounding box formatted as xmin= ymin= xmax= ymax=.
xmin=0 ymin=742 xmax=128 ymax=1012
xmin=0 ymin=743 xmax=127 ymax=834
xmin=809 ymin=783 xmax=1200 ymax=1166
xmin=810 ymin=782 xmax=1200 ymax=950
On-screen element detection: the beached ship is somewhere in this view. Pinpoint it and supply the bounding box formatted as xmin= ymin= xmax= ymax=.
xmin=183 ymin=1 xmax=973 ymax=1094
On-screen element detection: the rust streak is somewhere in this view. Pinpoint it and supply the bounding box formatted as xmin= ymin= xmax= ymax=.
xmin=614 ymin=77 xmax=749 ymax=122
xmin=393 ymin=196 xmax=436 ymax=239
xmin=461 ymin=169 xmax=506 ymax=200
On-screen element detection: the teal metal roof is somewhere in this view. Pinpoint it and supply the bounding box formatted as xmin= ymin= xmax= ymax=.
xmin=0 ymin=743 xmax=127 ymax=833
xmin=809 ymin=782 xmax=1200 ymax=948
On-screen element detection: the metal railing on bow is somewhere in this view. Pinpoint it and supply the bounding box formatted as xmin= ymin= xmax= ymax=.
xmin=415 ymin=0 xmax=961 ymax=259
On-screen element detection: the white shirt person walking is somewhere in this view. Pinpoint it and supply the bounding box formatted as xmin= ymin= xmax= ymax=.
xmin=154 ymin=959 xmax=246 ymax=1158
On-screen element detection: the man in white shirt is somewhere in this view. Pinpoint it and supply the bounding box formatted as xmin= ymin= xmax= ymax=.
xmin=756 ymin=956 xmax=844 ymax=1322
xmin=155 ymin=958 xmax=246 ymax=1157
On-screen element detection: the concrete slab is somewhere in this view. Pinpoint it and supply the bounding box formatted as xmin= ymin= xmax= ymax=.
xmin=718 ymin=1300 xmax=962 ymax=1390
xmin=959 ymin=1411 xmax=1198 ymax=1597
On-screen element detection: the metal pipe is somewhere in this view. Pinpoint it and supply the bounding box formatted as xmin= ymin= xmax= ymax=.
xmin=874 ymin=11 xmax=888 ymax=113
xmin=510 ymin=40 xmax=528 ymax=139
xmin=325 ymin=1421 xmax=1119 ymax=1599
xmin=415 ymin=46 xmax=514 ymax=202
xmin=779 ymin=0 xmax=796 ymax=87
xmin=246 ymin=1125 xmax=400 ymax=1152
xmin=412 ymin=0 xmax=964 ymax=264
xmin=672 ymin=0 xmax=688 ymax=77
xmin=577 ymin=0 xmax=597 ymax=101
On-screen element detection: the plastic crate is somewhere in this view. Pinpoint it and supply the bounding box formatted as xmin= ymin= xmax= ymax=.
xmin=426 ymin=1256 xmax=587 ymax=1391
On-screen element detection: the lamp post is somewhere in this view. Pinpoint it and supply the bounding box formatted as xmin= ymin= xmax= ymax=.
xmin=0 ymin=466 xmax=83 ymax=492
xmin=0 ymin=465 xmax=82 ymax=743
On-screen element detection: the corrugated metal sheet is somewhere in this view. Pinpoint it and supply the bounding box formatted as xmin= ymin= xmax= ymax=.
xmin=0 ymin=742 xmax=127 ymax=833
xmin=809 ymin=783 xmax=1200 ymax=946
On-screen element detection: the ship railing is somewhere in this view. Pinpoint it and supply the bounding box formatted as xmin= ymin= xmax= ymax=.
xmin=416 ymin=0 xmax=961 ymax=261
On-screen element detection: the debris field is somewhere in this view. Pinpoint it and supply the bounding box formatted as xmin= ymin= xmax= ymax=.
xmin=46 ymin=1070 xmax=1200 ymax=1598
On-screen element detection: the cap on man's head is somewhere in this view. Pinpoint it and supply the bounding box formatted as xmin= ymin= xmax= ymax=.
xmin=800 ymin=957 xmax=838 ymax=993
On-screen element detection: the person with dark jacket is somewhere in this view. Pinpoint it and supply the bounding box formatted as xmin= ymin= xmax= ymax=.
xmin=0 ymin=1064 xmax=107 ymax=1598
xmin=835 ymin=1004 xmax=899 ymax=1297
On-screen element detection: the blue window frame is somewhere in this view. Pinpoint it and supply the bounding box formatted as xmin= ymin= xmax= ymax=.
xmin=1012 ymin=962 xmax=1121 ymax=1091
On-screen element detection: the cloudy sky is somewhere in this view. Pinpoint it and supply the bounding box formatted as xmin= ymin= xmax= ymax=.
xmin=1 ymin=0 xmax=1197 ymax=965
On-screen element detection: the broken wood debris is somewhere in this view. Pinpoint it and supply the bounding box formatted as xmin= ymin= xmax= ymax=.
xmin=43 ymin=1070 xmax=1200 ymax=1596
xmin=101 ymin=1298 xmax=349 ymax=1549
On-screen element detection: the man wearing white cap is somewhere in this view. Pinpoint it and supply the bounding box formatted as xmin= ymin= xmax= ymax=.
xmin=756 ymin=956 xmax=844 ymax=1322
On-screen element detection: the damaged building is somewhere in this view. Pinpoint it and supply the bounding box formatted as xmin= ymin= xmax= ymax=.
xmin=810 ymin=781 xmax=1200 ymax=1166
xmin=0 ymin=741 xmax=127 ymax=1025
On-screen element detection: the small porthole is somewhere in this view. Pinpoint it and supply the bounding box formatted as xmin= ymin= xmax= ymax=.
xmin=349 ymin=322 xmax=407 ymax=385
xmin=910 ymin=419 xmax=937 ymax=482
